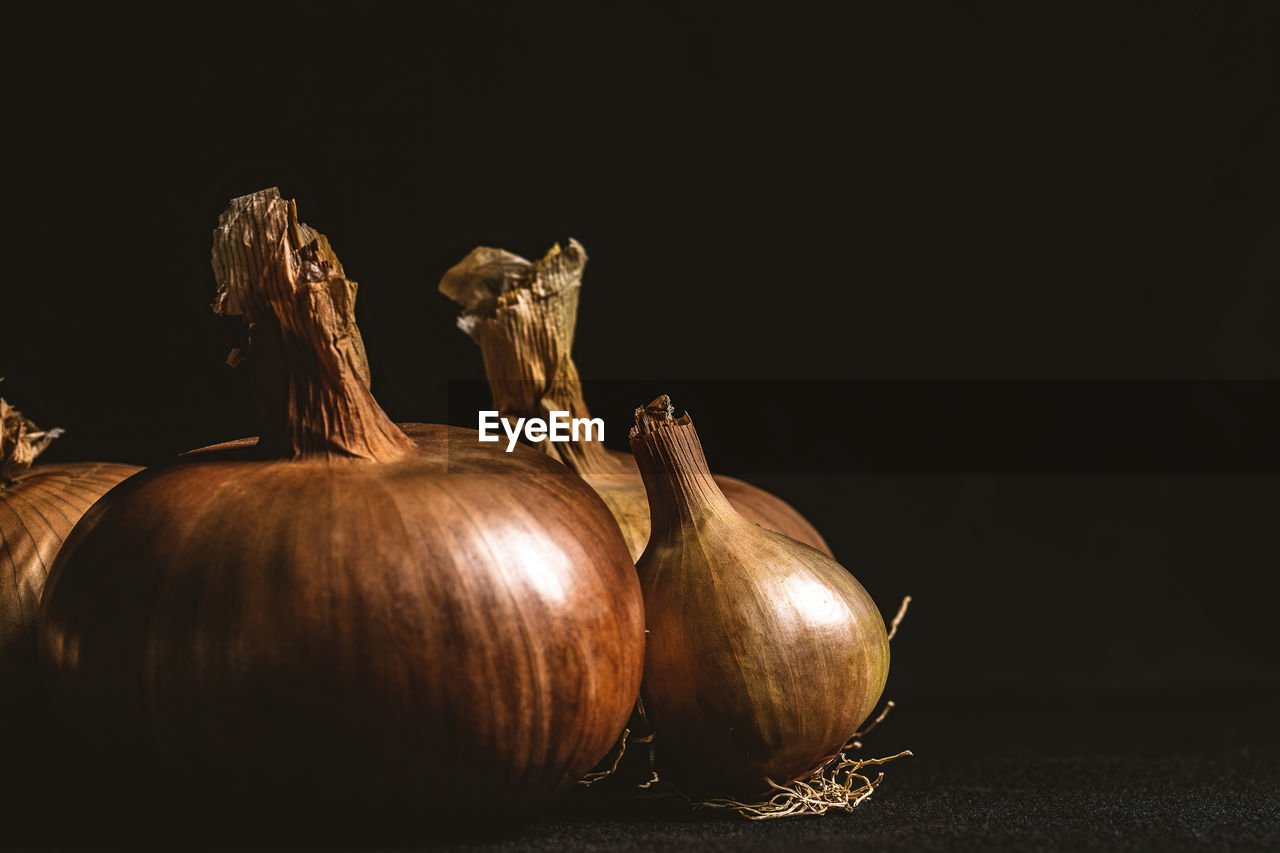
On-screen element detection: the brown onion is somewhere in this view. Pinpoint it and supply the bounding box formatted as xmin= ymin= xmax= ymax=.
xmin=0 ymin=392 xmax=139 ymax=696
xmin=630 ymin=396 xmax=888 ymax=799
xmin=38 ymin=189 xmax=644 ymax=821
xmin=438 ymin=241 xmax=830 ymax=560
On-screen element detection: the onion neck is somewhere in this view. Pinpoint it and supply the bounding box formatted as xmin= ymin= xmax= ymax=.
xmin=0 ymin=393 xmax=63 ymax=484
xmin=628 ymin=396 xmax=737 ymax=533
xmin=211 ymin=189 xmax=415 ymax=463
xmin=439 ymin=240 xmax=622 ymax=476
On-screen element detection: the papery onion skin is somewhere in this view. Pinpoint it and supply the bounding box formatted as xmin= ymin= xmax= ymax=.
xmin=630 ymin=397 xmax=888 ymax=799
xmin=438 ymin=241 xmax=831 ymax=560
xmin=36 ymin=189 xmax=645 ymax=821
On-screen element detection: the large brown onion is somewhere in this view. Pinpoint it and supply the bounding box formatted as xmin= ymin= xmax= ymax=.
xmin=37 ymin=189 xmax=644 ymax=823
xmin=0 ymin=393 xmax=139 ymax=696
xmin=438 ymin=241 xmax=830 ymax=560
xmin=630 ymin=396 xmax=888 ymax=799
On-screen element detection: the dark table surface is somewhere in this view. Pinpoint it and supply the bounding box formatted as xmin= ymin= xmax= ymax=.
xmin=10 ymin=687 xmax=1273 ymax=852
xmin=415 ymin=689 xmax=1278 ymax=853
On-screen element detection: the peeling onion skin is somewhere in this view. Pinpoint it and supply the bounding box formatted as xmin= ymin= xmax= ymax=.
xmin=631 ymin=398 xmax=889 ymax=799
xmin=1 ymin=461 xmax=140 ymax=692
xmin=36 ymin=189 xmax=646 ymax=822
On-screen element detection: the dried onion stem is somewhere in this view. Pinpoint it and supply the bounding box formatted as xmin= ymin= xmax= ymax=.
xmin=0 ymin=384 xmax=64 ymax=484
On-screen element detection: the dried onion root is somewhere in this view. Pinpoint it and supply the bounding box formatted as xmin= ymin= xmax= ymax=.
xmin=694 ymin=748 xmax=913 ymax=820
xmin=628 ymin=698 xmax=912 ymax=820
xmin=578 ymin=727 xmax=631 ymax=787
xmin=690 ymin=697 xmax=911 ymax=820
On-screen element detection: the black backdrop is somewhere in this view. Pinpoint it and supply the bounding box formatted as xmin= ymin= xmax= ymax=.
xmin=4 ymin=3 xmax=1279 ymax=850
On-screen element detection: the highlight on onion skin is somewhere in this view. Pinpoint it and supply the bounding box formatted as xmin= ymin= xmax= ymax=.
xmin=0 ymin=392 xmax=140 ymax=696
xmin=437 ymin=241 xmax=831 ymax=560
xmin=37 ymin=189 xmax=645 ymax=821
xmin=629 ymin=396 xmax=889 ymax=800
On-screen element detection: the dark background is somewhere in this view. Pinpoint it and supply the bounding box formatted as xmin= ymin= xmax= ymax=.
xmin=4 ymin=2 xmax=1278 ymax=849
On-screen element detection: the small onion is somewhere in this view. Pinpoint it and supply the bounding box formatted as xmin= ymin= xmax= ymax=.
xmin=629 ymin=396 xmax=888 ymax=799
xmin=0 ymin=392 xmax=139 ymax=695
xmin=37 ymin=189 xmax=644 ymax=822
xmin=438 ymin=241 xmax=830 ymax=560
